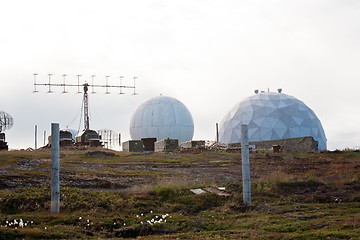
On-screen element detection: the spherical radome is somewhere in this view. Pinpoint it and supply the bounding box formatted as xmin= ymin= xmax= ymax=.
xmin=219 ymin=92 xmax=327 ymax=150
xmin=130 ymin=96 xmax=194 ymax=144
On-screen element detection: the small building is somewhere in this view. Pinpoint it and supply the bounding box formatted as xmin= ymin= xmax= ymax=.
xmin=227 ymin=136 xmax=318 ymax=152
xmin=0 ymin=133 xmax=8 ymax=151
xmin=59 ymin=130 xmax=74 ymax=146
xmin=181 ymin=140 xmax=206 ymax=149
xmin=123 ymin=140 xmax=144 ymax=152
xmin=75 ymin=129 xmax=102 ymax=147
xmin=142 ymin=138 xmax=157 ymax=151
xmin=155 ymin=139 xmax=178 ymax=152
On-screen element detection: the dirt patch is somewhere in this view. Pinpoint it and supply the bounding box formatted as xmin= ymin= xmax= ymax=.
xmin=85 ymin=151 xmax=116 ymax=157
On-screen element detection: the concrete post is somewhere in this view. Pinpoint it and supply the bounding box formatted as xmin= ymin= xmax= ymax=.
xmin=51 ymin=123 xmax=60 ymax=213
xmin=241 ymin=124 xmax=251 ymax=208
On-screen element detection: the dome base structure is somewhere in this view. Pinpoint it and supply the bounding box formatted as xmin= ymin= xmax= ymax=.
xmin=219 ymin=92 xmax=327 ymax=151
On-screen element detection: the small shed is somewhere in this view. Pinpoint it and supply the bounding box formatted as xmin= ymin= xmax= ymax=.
xmin=155 ymin=139 xmax=178 ymax=152
xmin=123 ymin=140 xmax=144 ymax=152
xmin=181 ymin=140 xmax=205 ymax=149
xmin=142 ymin=138 xmax=157 ymax=151
xmin=59 ymin=130 xmax=74 ymax=146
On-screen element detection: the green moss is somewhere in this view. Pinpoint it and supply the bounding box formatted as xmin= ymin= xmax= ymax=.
xmin=1 ymin=149 xmax=360 ymax=239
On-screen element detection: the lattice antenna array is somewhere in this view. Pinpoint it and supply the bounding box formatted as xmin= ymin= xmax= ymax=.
xmin=33 ymin=74 xmax=137 ymax=130
xmin=98 ymin=129 xmax=121 ymax=149
xmin=0 ymin=111 xmax=14 ymax=133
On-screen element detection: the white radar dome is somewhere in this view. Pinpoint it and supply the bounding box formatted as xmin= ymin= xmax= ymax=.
xmin=130 ymin=96 xmax=194 ymax=144
xmin=219 ymin=92 xmax=327 ymax=150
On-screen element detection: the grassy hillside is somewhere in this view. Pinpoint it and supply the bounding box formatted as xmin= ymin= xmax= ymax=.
xmin=0 ymin=148 xmax=359 ymax=239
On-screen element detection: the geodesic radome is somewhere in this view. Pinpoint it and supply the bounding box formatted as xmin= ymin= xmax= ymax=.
xmin=219 ymin=92 xmax=327 ymax=150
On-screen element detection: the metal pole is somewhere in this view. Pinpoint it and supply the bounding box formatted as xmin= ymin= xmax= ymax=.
xmin=51 ymin=123 xmax=60 ymax=214
xmin=133 ymin=77 xmax=137 ymax=95
xmin=77 ymin=75 xmax=81 ymax=93
xmin=216 ymin=123 xmax=219 ymax=142
xmin=33 ymin=73 xmax=38 ymax=92
xmin=241 ymin=124 xmax=251 ymax=208
xmin=119 ymin=76 xmax=124 ymax=94
xmin=106 ymin=76 xmax=110 ymax=94
xmin=48 ymin=74 xmax=53 ymax=93
xmin=34 ymin=125 xmax=37 ymax=149
xmin=44 ymin=130 xmax=46 ymax=146
xmin=62 ymin=74 xmax=67 ymax=93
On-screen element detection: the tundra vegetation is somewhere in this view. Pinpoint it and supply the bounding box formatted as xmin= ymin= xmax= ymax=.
xmin=0 ymin=148 xmax=359 ymax=239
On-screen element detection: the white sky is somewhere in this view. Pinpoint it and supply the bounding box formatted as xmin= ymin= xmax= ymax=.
xmin=1 ymin=0 xmax=360 ymax=150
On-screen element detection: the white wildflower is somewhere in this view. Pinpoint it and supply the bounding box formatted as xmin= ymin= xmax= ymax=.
xmin=19 ymin=219 xmax=24 ymax=228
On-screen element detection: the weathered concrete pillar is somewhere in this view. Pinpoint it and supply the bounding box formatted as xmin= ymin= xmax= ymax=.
xmin=241 ymin=124 xmax=251 ymax=208
xmin=51 ymin=123 xmax=60 ymax=213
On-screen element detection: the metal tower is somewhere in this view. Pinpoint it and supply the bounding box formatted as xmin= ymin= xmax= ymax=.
xmin=83 ymin=83 xmax=90 ymax=130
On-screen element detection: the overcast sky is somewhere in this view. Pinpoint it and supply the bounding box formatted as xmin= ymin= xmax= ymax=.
xmin=1 ymin=0 xmax=360 ymax=150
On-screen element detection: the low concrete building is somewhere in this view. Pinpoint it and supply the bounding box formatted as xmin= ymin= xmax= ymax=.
xmin=123 ymin=140 xmax=144 ymax=152
xmin=228 ymin=136 xmax=318 ymax=152
xmin=155 ymin=139 xmax=178 ymax=152
xmin=181 ymin=140 xmax=205 ymax=149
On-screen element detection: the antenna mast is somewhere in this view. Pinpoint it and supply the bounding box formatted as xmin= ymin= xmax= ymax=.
xmin=83 ymin=83 xmax=90 ymax=130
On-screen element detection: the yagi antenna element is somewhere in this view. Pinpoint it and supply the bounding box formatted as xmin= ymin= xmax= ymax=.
xmin=32 ymin=73 xmax=138 ymax=131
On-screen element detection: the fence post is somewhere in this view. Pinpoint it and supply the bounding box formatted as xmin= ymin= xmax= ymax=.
xmin=51 ymin=123 xmax=60 ymax=213
xmin=241 ymin=124 xmax=251 ymax=208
